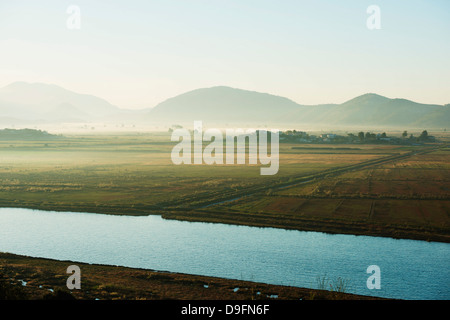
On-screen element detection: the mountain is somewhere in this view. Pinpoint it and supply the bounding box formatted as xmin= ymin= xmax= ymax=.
xmin=148 ymin=86 xmax=304 ymax=125
xmin=0 ymin=82 xmax=448 ymax=129
xmin=147 ymin=88 xmax=449 ymax=129
xmin=321 ymin=94 xmax=448 ymax=126
xmin=0 ymin=82 xmax=120 ymax=122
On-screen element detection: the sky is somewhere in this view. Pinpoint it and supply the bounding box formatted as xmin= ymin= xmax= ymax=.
xmin=1 ymin=0 xmax=449 ymax=109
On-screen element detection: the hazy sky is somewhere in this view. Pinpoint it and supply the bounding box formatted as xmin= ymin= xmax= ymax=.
xmin=1 ymin=0 xmax=449 ymax=109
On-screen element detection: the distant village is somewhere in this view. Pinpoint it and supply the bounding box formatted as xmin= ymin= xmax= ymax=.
xmin=279 ymin=129 xmax=436 ymax=145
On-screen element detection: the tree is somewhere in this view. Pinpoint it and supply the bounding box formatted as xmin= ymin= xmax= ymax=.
xmin=381 ymin=132 xmax=387 ymax=138
xmin=402 ymin=130 xmax=408 ymax=138
xmin=358 ymin=132 xmax=365 ymax=141
xmin=419 ymin=130 xmax=428 ymax=141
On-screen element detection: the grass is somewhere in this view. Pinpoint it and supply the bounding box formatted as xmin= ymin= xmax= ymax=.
xmin=0 ymin=134 xmax=389 ymax=211
xmin=0 ymin=132 xmax=448 ymax=242
xmin=316 ymin=275 xmax=350 ymax=293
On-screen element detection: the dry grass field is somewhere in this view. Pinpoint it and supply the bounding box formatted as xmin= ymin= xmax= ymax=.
xmin=0 ymin=132 xmax=448 ymax=242
xmin=180 ymin=146 xmax=449 ymax=242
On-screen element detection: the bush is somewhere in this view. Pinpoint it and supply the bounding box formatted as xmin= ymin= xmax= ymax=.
xmin=0 ymin=276 xmax=28 ymax=300
xmin=43 ymin=288 xmax=76 ymax=300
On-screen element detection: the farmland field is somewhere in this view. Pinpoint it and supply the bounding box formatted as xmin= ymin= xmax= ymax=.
xmin=0 ymin=132 xmax=449 ymax=242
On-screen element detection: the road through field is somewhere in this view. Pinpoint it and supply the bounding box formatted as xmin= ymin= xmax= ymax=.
xmin=161 ymin=144 xmax=449 ymax=242
xmin=184 ymin=145 xmax=446 ymax=210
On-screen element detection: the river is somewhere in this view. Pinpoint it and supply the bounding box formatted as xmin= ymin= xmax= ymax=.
xmin=0 ymin=207 xmax=448 ymax=300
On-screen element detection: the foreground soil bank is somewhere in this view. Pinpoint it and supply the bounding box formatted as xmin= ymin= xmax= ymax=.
xmin=0 ymin=252 xmax=384 ymax=300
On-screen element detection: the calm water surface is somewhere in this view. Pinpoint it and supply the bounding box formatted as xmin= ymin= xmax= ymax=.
xmin=0 ymin=208 xmax=449 ymax=300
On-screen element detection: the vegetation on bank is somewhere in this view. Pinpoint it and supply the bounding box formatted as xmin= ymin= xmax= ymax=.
xmin=280 ymin=129 xmax=436 ymax=144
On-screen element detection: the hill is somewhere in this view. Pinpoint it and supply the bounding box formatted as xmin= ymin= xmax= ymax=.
xmin=318 ymin=94 xmax=448 ymax=127
xmin=147 ymin=88 xmax=449 ymax=129
xmin=0 ymin=82 xmax=448 ymax=129
xmin=0 ymin=128 xmax=62 ymax=140
xmin=0 ymin=82 xmax=120 ymax=122
xmin=149 ymin=86 xmax=304 ymax=125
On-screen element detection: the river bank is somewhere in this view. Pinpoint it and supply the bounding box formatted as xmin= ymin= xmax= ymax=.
xmin=162 ymin=208 xmax=450 ymax=243
xmin=0 ymin=252 xmax=385 ymax=300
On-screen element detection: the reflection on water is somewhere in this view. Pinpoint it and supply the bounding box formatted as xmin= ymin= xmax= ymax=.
xmin=0 ymin=207 xmax=449 ymax=300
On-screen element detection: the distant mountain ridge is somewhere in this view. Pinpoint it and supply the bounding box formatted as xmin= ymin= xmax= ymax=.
xmin=274 ymin=93 xmax=449 ymax=128
xmin=149 ymin=86 xmax=302 ymax=123
xmin=0 ymin=82 xmax=448 ymax=129
xmin=0 ymin=82 xmax=120 ymax=123
xmin=147 ymin=87 xmax=449 ymax=128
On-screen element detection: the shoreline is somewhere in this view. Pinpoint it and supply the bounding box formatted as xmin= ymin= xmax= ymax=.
xmin=0 ymin=252 xmax=387 ymax=300
xmin=162 ymin=209 xmax=450 ymax=244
